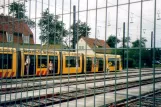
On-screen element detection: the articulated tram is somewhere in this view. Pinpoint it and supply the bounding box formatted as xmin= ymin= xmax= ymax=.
xmin=0 ymin=47 xmax=122 ymax=78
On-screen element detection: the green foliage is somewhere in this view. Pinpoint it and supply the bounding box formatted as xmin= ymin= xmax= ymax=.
xmin=38 ymin=8 xmax=68 ymax=45
xmin=9 ymin=2 xmax=35 ymax=28
xmin=115 ymin=37 xmax=161 ymax=68
xmin=132 ymin=37 xmax=147 ymax=48
xmin=25 ymin=17 xmax=35 ymax=28
xmin=124 ymin=37 xmax=131 ymax=43
xmin=123 ymin=49 xmax=152 ymax=68
xmin=71 ymin=20 xmax=91 ymax=39
xmin=9 ymin=2 xmax=26 ymax=19
xmin=110 ymin=49 xmax=122 ymax=55
xmin=70 ymin=20 xmax=91 ymax=48
xmin=114 ymin=48 xmax=154 ymax=68
xmin=155 ymin=48 xmax=161 ymax=60
xmin=106 ymin=35 xmax=120 ymax=48
xmin=122 ymin=37 xmax=131 ymax=48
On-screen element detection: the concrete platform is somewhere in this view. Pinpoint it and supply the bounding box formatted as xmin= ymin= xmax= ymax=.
xmin=123 ymin=68 xmax=161 ymax=72
xmin=51 ymin=82 xmax=161 ymax=107
xmin=1 ymin=67 xmax=160 ymax=83
xmin=68 ymin=74 xmax=161 ymax=89
xmin=1 ymin=74 xmax=161 ymax=102
xmin=1 ymin=71 xmax=159 ymax=89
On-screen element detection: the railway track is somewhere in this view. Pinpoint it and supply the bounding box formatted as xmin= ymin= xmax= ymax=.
xmin=0 ymin=72 xmax=129 ymax=84
xmin=1 ymin=68 xmax=160 ymax=84
xmin=128 ymin=90 xmax=161 ymax=107
xmin=108 ymin=89 xmax=161 ymax=107
xmin=0 ymin=71 xmax=157 ymax=86
xmin=0 ymin=73 xmax=157 ymax=95
xmin=1 ymin=76 xmax=161 ymax=107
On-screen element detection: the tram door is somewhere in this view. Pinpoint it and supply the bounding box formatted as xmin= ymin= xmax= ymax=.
xmin=91 ymin=57 xmax=99 ymax=72
xmin=117 ymin=60 xmax=119 ymax=70
xmin=86 ymin=57 xmax=92 ymax=72
xmin=24 ymin=55 xmax=36 ymax=75
xmin=49 ymin=56 xmax=58 ymax=74
xmin=98 ymin=58 xmax=103 ymax=72
xmin=108 ymin=58 xmax=115 ymax=71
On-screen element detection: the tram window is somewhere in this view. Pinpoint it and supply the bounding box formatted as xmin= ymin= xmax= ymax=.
xmin=98 ymin=58 xmax=104 ymax=71
xmin=95 ymin=58 xmax=98 ymax=64
xmin=92 ymin=57 xmax=98 ymax=64
xmin=49 ymin=56 xmax=58 ymax=67
xmin=66 ymin=56 xmax=80 ymax=67
xmin=98 ymin=58 xmax=103 ymax=65
xmin=38 ymin=55 xmax=47 ymax=68
xmin=86 ymin=57 xmax=93 ymax=65
xmin=24 ymin=55 xmax=36 ymax=75
xmin=49 ymin=56 xmax=58 ymax=73
xmin=86 ymin=57 xmax=92 ymax=71
xmin=49 ymin=56 xmax=58 ymax=63
xmin=108 ymin=58 xmax=115 ymax=66
xmin=0 ymin=54 xmax=12 ymax=69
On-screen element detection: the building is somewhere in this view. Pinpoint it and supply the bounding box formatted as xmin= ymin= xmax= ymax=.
xmin=76 ymin=37 xmax=111 ymax=54
xmin=0 ymin=15 xmax=34 ymax=44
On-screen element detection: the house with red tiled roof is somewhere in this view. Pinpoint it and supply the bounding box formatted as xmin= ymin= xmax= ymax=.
xmin=0 ymin=15 xmax=34 ymax=44
xmin=76 ymin=37 xmax=111 ymax=54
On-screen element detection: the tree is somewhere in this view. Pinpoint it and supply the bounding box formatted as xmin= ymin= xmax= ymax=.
xmin=70 ymin=20 xmax=91 ymax=48
xmin=9 ymin=2 xmax=25 ymax=19
xmin=106 ymin=35 xmax=120 ymax=48
xmin=38 ymin=8 xmax=68 ymax=45
xmin=70 ymin=20 xmax=91 ymax=41
xmin=9 ymin=2 xmax=35 ymax=28
xmin=127 ymin=37 xmax=148 ymax=68
xmin=124 ymin=36 xmax=131 ymax=43
xmin=121 ymin=36 xmax=131 ymax=48
xmin=132 ymin=37 xmax=147 ymax=48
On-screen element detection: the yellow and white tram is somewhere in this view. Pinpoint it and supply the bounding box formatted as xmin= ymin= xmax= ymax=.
xmin=0 ymin=47 xmax=122 ymax=78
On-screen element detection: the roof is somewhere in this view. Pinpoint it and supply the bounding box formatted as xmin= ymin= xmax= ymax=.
xmin=82 ymin=37 xmax=110 ymax=48
xmin=81 ymin=37 xmax=111 ymax=54
xmin=0 ymin=15 xmax=33 ymax=36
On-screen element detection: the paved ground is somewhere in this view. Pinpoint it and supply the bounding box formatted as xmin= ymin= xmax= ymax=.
xmin=0 ymin=71 xmax=154 ymax=89
xmin=1 ymin=68 xmax=161 ymax=106
xmin=1 ymin=73 xmax=161 ymax=102
xmin=51 ymin=82 xmax=161 ymax=107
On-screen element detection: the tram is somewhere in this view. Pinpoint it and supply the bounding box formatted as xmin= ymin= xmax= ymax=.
xmin=0 ymin=47 xmax=122 ymax=78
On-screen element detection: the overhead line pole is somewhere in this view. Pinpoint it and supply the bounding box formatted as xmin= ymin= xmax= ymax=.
xmin=151 ymin=31 xmax=153 ymax=67
xmin=123 ymin=22 xmax=125 ymax=69
xmin=73 ymin=5 xmax=76 ymax=51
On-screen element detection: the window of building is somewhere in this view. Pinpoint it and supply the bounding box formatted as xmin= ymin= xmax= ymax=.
xmin=6 ymin=32 xmax=13 ymax=42
xmin=79 ymin=46 xmax=81 ymax=49
xmin=79 ymin=46 xmax=84 ymax=49
xmin=22 ymin=35 xmax=30 ymax=43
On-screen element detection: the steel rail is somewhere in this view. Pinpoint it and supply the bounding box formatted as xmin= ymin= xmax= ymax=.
xmin=1 ymin=76 xmax=161 ymax=106
xmin=0 ymin=73 xmax=160 ymax=95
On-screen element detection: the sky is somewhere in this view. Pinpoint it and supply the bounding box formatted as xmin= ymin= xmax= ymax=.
xmin=0 ymin=0 xmax=161 ymax=48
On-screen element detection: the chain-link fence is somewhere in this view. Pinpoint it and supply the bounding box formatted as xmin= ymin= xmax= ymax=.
xmin=0 ymin=0 xmax=161 ymax=107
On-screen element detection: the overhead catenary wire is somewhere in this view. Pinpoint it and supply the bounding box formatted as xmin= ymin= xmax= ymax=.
xmin=1 ymin=0 xmax=160 ymax=28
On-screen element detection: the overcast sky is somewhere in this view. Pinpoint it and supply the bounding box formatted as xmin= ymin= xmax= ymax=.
xmin=0 ymin=0 xmax=161 ymax=48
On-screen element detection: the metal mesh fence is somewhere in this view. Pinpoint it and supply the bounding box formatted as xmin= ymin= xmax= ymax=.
xmin=0 ymin=0 xmax=161 ymax=107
